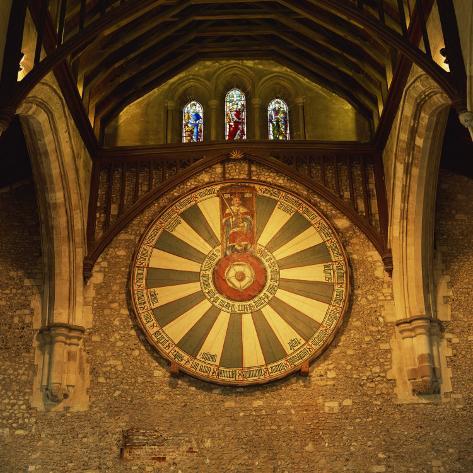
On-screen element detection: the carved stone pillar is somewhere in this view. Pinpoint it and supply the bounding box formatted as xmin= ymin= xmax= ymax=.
xmin=208 ymin=99 xmax=218 ymax=141
xmin=18 ymin=81 xmax=91 ymax=410
xmin=38 ymin=324 xmax=86 ymax=404
xmin=251 ymin=97 xmax=262 ymax=140
xmin=396 ymin=316 xmax=439 ymax=395
xmin=165 ymin=99 xmax=176 ymax=143
xmin=295 ymin=97 xmax=306 ymax=140
xmin=459 ymin=110 xmax=473 ymax=140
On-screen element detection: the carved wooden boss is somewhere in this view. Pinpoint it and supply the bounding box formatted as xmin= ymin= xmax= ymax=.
xmin=130 ymin=181 xmax=349 ymax=385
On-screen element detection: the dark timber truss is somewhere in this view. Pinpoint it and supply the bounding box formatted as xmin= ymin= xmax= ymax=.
xmin=0 ymin=0 xmax=467 ymax=277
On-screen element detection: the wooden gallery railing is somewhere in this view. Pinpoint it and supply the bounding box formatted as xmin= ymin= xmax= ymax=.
xmin=83 ymin=143 xmax=390 ymax=279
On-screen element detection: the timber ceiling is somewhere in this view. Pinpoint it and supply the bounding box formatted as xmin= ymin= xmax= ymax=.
xmin=59 ymin=0 xmax=405 ymax=139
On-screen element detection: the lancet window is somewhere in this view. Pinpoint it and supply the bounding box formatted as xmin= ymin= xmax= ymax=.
xmin=225 ymin=89 xmax=246 ymax=140
xmin=182 ymin=101 xmax=204 ymax=143
xmin=268 ymin=98 xmax=290 ymax=140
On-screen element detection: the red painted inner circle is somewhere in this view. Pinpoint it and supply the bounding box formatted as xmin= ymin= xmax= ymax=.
xmin=213 ymin=252 xmax=267 ymax=302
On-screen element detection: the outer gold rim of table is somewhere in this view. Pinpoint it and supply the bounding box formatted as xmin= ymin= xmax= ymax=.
xmin=129 ymin=179 xmax=351 ymax=386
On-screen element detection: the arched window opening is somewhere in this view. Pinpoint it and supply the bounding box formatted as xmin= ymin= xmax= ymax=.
xmin=268 ymin=98 xmax=290 ymax=140
xmin=182 ymin=101 xmax=204 ymax=143
xmin=225 ymin=89 xmax=246 ymax=140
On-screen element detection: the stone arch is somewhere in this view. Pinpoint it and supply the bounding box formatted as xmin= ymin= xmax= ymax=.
xmin=389 ymin=72 xmax=450 ymax=321
xmin=169 ymin=75 xmax=211 ymax=108
xmin=212 ymin=65 xmax=254 ymax=139
xmin=255 ymin=73 xmax=299 ymax=139
xmin=16 ymin=77 xmax=90 ymax=409
xmin=255 ymin=73 xmax=298 ymax=104
xmin=386 ymin=70 xmax=450 ymax=398
xmin=211 ymin=64 xmax=254 ymax=96
xmin=167 ymin=76 xmax=210 ymax=142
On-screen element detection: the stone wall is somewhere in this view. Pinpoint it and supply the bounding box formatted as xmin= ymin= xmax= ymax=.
xmin=103 ymin=59 xmax=371 ymax=146
xmin=434 ymin=169 xmax=473 ymax=408
xmin=0 ymin=181 xmax=41 ymax=469
xmin=1 ymin=168 xmax=473 ymax=472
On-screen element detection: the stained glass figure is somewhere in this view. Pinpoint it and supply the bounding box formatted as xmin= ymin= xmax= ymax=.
xmin=182 ymin=101 xmax=204 ymax=143
xmin=225 ymin=89 xmax=246 ymax=140
xmin=268 ymin=98 xmax=290 ymax=140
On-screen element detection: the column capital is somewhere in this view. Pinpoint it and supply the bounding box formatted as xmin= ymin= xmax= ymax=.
xmin=39 ymin=323 xmax=85 ymax=344
xmin=382 ymin=251 xmax=393 ymax=276
xmin=38 ymin=323 xmax=86 ymax=404
xmin=251 ymin=97 xmax=262 ymax=106
xmin=295 ymin=97 xmax=305 ymax=105
xmin=459 ymin=110 xmax=473 ymax=129
xmin=395 ymin=315 xmax=434 ymax=327
xmin=208 ymin=99 xmax=219 ymax=109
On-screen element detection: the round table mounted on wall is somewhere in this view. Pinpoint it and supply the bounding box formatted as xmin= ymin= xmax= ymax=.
xmin=130 ymin=181 xmax=349 ymax=385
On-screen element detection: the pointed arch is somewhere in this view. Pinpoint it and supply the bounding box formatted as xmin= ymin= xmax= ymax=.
xmin=388 ymin=72 xmax=450 ymax=322
xmin=15 ymin=78 xmax=92 ymax=409
xmin=385 ymin=70 xmax=451 ymax=399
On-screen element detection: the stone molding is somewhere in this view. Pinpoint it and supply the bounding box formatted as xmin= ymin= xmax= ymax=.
xmin=458 ymin=110 xmax=473 ymax=139
xmin=396 ymin=316 xmax=440 ymax=395
xmin=17 ymin=76 xmax=91 ymax=410
xmin=37 ymin=323 xmax=86 ymax=403
xmin=383 ymin=69 xmax=451 ymax=402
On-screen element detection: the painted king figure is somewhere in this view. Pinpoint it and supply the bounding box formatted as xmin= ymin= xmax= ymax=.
xmin=222 ymin=193 xmax=254 ymax=255
xmin=226 ymin=106 xmax=245 ymax=141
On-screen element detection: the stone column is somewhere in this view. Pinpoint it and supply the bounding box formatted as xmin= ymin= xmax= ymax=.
xmin=295 ymin=97 xmax=306 ymax=140
xmin=397 ymin=321 xmax=417 ymax=383
xmin=251 ymin=97 xmax=262 ymax=140
xmin=166 ymin=99 xmax=176 ymax=144
xmin=17 ymin=83 xmax=90 ymax=410
xmin=459 ymin=110 xmax=473 ymax=140
xmin=208 ymin=99 xmax=218 ymax=141
xmin=411 ymin=318 xmax=435 ymax=390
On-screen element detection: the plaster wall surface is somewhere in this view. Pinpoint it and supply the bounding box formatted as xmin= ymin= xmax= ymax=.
xmin=0 ymin=169 xmax=472 ymax=473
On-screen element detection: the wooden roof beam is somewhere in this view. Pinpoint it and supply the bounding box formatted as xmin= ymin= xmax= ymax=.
xmin=78 ymin=5 xmax=385 ymax=88
xmin=94 ymin=43 xmax=377 ymax=132
xmin=88 ymin=33 xmax=379 ymax=124
xmin=82 ymin=13 xmax=383 ymax=107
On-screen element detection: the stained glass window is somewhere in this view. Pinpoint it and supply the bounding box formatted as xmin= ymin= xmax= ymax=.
xmin=225 ymin=89 xmax=246 ymax=140
xmin=182 ymin=101 xmax=204 ymax=143
xmin=268 ymin=98 xmax=290 ymax=140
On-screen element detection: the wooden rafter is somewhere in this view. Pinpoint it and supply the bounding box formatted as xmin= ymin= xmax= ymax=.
xmin=0 ymin=0 xmax=465 ymax=148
